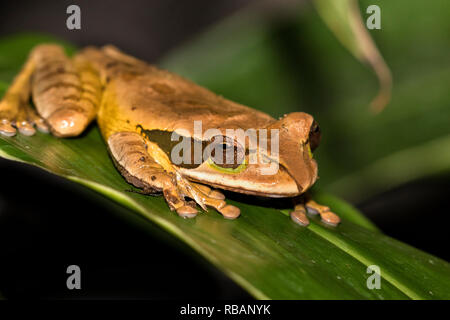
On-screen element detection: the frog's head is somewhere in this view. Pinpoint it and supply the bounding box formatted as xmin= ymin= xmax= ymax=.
xmin=177 ymin=112 xmax=321 ymax=198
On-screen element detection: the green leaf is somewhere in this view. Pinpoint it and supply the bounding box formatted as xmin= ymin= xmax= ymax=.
xmin=1 ymin=34 xmax=450 ymax=299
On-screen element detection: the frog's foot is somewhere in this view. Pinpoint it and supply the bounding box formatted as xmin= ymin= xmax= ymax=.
xmin=174 ymin=178 xmax=239 ymax=219
xmin=0 ymin=119 xmax=16 ymax=137
xmin=0 ymin=49 xmax=49 ymax=137
xmin=203 ymin=198 xmax=241 ymax=220
xmin=305 ymin=198 xmax=341 ymax=226
xmin=163 ymin=183 xmax=199 ymax=219
xmin=0 ymin=99 xmax=49 ymax=137
xmin=166 ymin=174 xmax=240 ymax=219
xmin=290 ymin=203 xmax=310 ymax=227
xmin=192 ymin=183 xmax=225 ymax=200
xmin=1 ymin=44 xmax=100 ymax=138
xmin=32 ymin=45 xmax=102 ymax=137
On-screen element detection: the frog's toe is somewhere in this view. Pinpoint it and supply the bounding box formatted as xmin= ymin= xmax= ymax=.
xmin=290 ymin=208 xmax=310 ymax=227
xmin=209 ymin=190 xmax=225 ymax=200
xmin=218 ymin=205 xmax=240 ymax=220
xmin=193 ymin=183 xmax=225 ymax=200
xmin=197 ymin=193 xmax=241 ymax=220
xmin=176 ymin=205 xmax=198 ymax=218
xmin=305 ymin=198 xmax=340 ymax=226
xmin=0 ymin=104 xmax=49 ymax=137
xmin=47 ymin=108 xmax=89 ymax=137
xmin=34 ymin=118 xmax=50 ymax=133
xmin=320 ymin=210 xmax=341 ymax=226
xmin=192 ymin=183 xmax=241 ymax=218
xmin=0 ymin=119 xmax=17 ymax=137
xmin=26 ymin=106 xmax=49 ymax=133
xmin=16 ymin=120 xmax=36 ymax=136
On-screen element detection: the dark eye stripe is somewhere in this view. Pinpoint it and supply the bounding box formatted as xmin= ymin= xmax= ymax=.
xmin=135 ymin=126 xmax=245 ymax=169
xmin=136 ymin=126 xmax=205 ymax=169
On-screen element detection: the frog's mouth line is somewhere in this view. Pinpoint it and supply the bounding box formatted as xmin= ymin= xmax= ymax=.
xmin=178 ymin=160 xmax=302 ymax=198
xmin=194 ymin=180 xmax=298 ymax=198
xmin=185 ymin=176 xmax=300 ymax=198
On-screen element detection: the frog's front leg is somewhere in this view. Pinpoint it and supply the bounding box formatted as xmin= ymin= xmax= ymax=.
xmin=108 ymin=131 xmax=197 ymax=217
xmin=108 ymin=132 xmax=240 ymax=219
xmin=191 ymin=183 xmax=225 ymax=201
xmin=290 ymin=194 xmax=341 ymax=227
xmin=290 ymin=203 xmax=310 ymax=226
xmin=305 ymin=197 xmax=341 ymax=226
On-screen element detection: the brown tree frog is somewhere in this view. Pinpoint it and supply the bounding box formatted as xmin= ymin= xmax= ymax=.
xmin=0 ymin=44 xmax=340 ymax=227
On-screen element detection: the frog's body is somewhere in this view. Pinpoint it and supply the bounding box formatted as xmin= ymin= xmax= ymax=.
xmin=0 ymin=44 xmax=340 ymax=226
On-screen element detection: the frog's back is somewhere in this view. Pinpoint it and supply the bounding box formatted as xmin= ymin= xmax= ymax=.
xmin=86 ymin=46 xmax=275 ymax=139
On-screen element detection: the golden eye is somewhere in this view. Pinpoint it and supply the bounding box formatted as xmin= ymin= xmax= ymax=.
xmin=309 ymin=121 xmax=321 ymax=152
xmin=209 ymin=136 xmax=245 ymax=170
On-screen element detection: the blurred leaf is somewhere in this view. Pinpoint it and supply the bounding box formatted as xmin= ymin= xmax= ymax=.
xmin=0 ymin=34 xmax=450 ymax=299
xmin=314 ymin=0 xmax=392 ymax=112
xmin=161 ymin=0 xmax=450 ymax=202
xmin=327 ymin=135 xmax=450 ymax=199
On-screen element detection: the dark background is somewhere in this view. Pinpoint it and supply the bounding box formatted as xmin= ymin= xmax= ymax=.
xmin=0 ymin=0 xmax=261 ymax=63
xmin=0 ymin=0 xmax=448 ymax=299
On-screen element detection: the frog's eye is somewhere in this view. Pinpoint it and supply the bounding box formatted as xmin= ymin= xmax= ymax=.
xmin=209 ymin=136 xmax=245 ymax=169
xmin=309 ymin=121 xmax=321 ymax=152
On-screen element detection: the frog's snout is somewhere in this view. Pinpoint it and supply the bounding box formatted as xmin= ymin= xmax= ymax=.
xmin=280 ymin=149 xmax=318 ymax=194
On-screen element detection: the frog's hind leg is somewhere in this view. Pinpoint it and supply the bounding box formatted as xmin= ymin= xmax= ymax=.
xmin=108 ymin=131 xmax=198 ymax=218
xmin=0 ymin=44 xmax=102 ymax=138
xmin=290 ymin=203 xmax=310 ymax=227
xmin=31 ymin=45 xmax=102 ymax=137
xmin=0 ymin=48 xmax=49 ymax=136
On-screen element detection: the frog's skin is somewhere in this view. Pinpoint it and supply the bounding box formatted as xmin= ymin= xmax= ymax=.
xmin=0 ymin=44 xmax=340 ymax=226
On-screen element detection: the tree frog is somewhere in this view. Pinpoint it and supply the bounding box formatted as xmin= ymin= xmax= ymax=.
xmin=0 ymin=44 xmax=340 ymax=227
